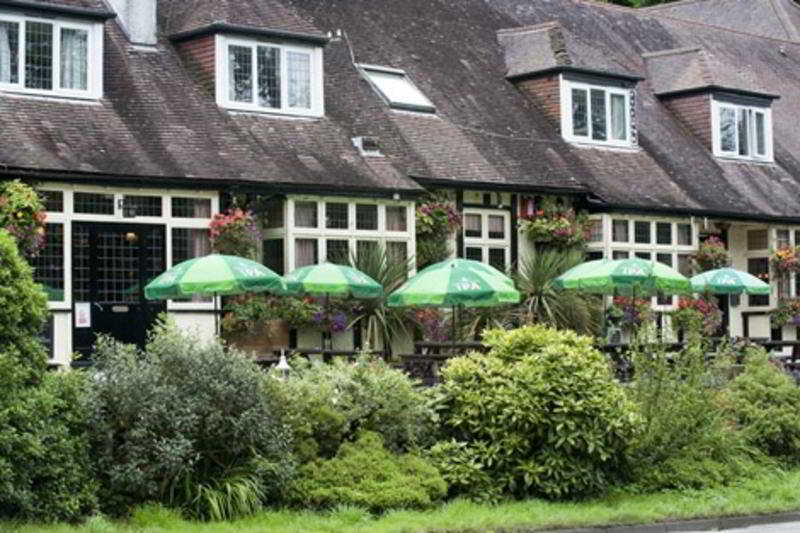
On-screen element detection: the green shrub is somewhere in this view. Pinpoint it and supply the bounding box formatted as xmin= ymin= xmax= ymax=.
xmin=85 ymin=318 xmax=293 ymax=520
xmin=721 ymin=351 xmax=800 ymax=466
xmin=626 ymin=332 xmax=773 ymax=491
xmin=281 ymin=355 xmax=434 ymax=464
xmin=286 ymin=432 xmax=446 ymax=512
xmin=0 ymin=230 xmax=96 ymax=522
xmin=432 ymin=325 xmax=639 ymax=500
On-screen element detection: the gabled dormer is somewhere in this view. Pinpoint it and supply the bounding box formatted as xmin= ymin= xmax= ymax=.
xmin=498 ymin=22 xmax=643 ymax=149
xmin=171 ymin=23 xmax=328 ymax=117
xmin=644 ymin=47 xmax=778 ymax=163
xmin=0 ymin=0 xmax=113 ymax=100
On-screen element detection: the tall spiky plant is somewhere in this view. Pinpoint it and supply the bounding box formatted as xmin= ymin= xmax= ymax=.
xmin=348 ymin=244 xmax=413 ymax=354
xmin=515 ymin=248 xmax=601 ymax=336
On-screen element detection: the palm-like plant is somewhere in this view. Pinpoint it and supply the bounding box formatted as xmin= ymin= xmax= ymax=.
xmin=347 ymin=245 xmax=413 ymax=354
xmin=515 ymin=248 xmax=601 ymax=336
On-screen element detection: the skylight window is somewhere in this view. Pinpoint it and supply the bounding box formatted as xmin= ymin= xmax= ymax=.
xmin=358 ymin=64 xmax=435 ymax=113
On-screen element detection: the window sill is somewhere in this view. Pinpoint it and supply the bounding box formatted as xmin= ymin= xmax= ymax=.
xmin=714 ymin=155 xmax=774 ymax=165
xmin=0 ymin=88 xmax=102 ymax=103
xmin=222 ymin=104 xmax=323 ymax=119
xmin=563 ymin=138 xmax=638 ymax=152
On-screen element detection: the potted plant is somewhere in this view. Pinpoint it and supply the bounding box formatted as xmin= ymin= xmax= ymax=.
xmin=771 ymin=298 xmax=800 ymax=328
xmin=209 ymin=208 xmax=261 ymax=259
xmin=222 ymin=295 xmax=320 ymax=355
xmin=670 ymin=297 xmax=723 ymax=335
xmin=415 ymin=196 xmax=462 ymax=269
xmin=770 ymin=246 xmax=800 ymax=274
xmin=518 ymin=198 xmax=589 ymax=249
xmin=692 ymin=235 xmax=730 ymax=272
xmin=607 ymin=296 xmax=652 ymax=330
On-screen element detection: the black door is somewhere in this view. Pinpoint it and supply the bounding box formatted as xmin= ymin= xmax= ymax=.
xmin=72 ymin=222 xmax=166 ymax=356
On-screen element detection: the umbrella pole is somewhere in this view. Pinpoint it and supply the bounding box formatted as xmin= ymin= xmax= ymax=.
xmin=452 ymin=304 xmax=456 ymax=345
xmin=214 ymin=292 xmax=219 ymax=337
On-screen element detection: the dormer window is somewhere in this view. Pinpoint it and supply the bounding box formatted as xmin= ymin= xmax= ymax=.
xmin=561 ymin=79 xmax=632 ymax=147
xmin=0 ymin=13 xmax=103 ymax=99
xmin=712 ymin=99 xmax=772 ymax=162
xmin=217 ymin=35 xmax=323 ymax=117
xmin=358 ymin=64 xmax=435 ymax=113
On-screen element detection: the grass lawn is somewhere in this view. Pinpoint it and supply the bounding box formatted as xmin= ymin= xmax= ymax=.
xmin=8 ymin=470 xmax=800 ymax=533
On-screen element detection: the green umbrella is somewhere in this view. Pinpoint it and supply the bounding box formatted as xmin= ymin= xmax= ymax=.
xmin=283 ymin=262 xmax=383 ymax=299
xmin=144 ymin=254 xmax=285 ymax=334
xmin=553 ymin=258 xmax=691 ymax=296
xmin=386 ymin=258 xmax=521 ymax=342
xmin=690 ymin=268 xmax=770 ymax=295
xmin=387 ymin=258 xmax=519 ymax=308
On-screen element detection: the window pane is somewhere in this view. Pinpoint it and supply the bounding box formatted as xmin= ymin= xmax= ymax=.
xmin=748 ymin=257 xmax=769 ymax=307
xmin=123 ymin=195 xmax=162 ymax=217
xmin=39 ymin=190 xmax=63 ymax=212
xmin=0 ymin=21 xmax=19 ymax=84
xmin=677 ymin=223 xmax=692 ymax=246
xmin=325 ymin=203 xmax=349 ymax=229
xmin=720 ymin=107 xmax=736 ymax=152
xmin=262 ymin=198 xmax=284 ymax=228
xmin=612 ymin=219 xmax=628 ymax=242
xmin=738 ymin=108 xmax=749 ymax=156
xmin=31 ymin=223 xmax=64 ymax=301
xmin=256 ymin=46 xmax=280 ymax=108
xmin=356 ymin=240 xmax=378 ymax=263
xmin=287 ymin=51 xmax=311 ymax=109
xmin=295 ymin=238 xmax=317 ymax=268
xmin=612 ymin=250 xmax=629 ymax=260
xmin=778 ymin=272 xmax=791 ymax=299
xmin=60 ymin=28 xmax=87 ymax=90
xmin=464 ymin=214 xmax=482 ymax=238
xmin=356 ymin=204 xmax=378 ymax=230
xmin=677 ymin=253 xmax=692 ymax=276
xmin=74 ymin=192 xmax=114 ymax=214
xmin=610 ymin=93 xmax=626 ymax=141
xmin=387 ymin=242 xmax=408 ymax=279
xmin=656 ymin=222 xmax=672 ymax=245
xmin=172 ymin=228 xmax=212 ymax=302
xmin=586 ymin=250 xmax=604 ymax=261
xmin=465 ymin=247 xmax=482 ymax=262
xmin=488 ymin=248 xmax=506 ymax=272
xmin=656 ymin=253 xmax=673 ymax=305
xmin=590 ymin=88 xmax=607 ymax=141
xmin=326 ymin=239 xmax=349 ymax=264
xmin=747 ymin=229 xmax=768 ymax=251
xmin=635 ymin=251 xmax=651 ymax=260
xmin=25 ymin=22 xmax=53 ymax=90
xmin=363 ymin=68 xmax=433 ymax=109
xmin=571 ymin=88 xmax=588 ymax=137
xmin=588 ymin=219 xmax=603 ymax=243
xmin=488 ymin=215 xmax=505 ymax=239
xmin=294 ymin=201 xmax=317 ymax=228
xmin=777 ymin=229 xmax=790 ymax=249
xmin=263 ymin=239 xmax=284 ymax=275
xmin=229 ymin=45 xmax=253 ymax=103
xmin=755 ymin=112 xmax=766 ymax=156
xmin=634 ymin=220 xmax=651 ymax=244
xmin=172 ymin=197 xmax=212 ymax=218
xmin=386 ymin=206 xmax=407 ymax=232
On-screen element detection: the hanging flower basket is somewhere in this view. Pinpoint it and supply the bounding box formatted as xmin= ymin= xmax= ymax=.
xmin=692 ymin=236 xmax=730 ymax=272
xmin=771 ymin=298 xmax=800 ymax=328
xmin=770 ymin=246 xmax=800 ymax=274
xmin=519 ymin=207 xmax=589 ymax=249
xmin=671 ymin=297 xmax=722 ymax=335
xmin=607 ymin=296 xmax=652 ymax=330
xmin=209 ymin=208 xmax=261 ymax=259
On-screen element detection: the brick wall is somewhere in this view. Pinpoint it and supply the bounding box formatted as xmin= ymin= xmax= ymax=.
xmin=662 ymin=92 xmax=712 ymax=149
xmin=175 ymin=35 xmax=216 ymax=97
xmin=515 ymin=74 xmax=561 ymax=131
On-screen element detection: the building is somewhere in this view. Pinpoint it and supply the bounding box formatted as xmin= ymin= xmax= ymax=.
xmin=2 ymin=0 xmax=800 ymax=364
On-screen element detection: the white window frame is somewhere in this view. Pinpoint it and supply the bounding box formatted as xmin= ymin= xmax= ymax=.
xmin=711 ymin=99 xmax=773 ymax=162
xmin=215 ymin=34 xmax=324 ymax=117
xmin=560 ymin=77 xmax=633 ymax=148
xmin=285 ymin=197 xmax=415 ymax=273
xmin=462 ymin=208 xmax=511 ymax=272
xmin=0 ymin=11 xmax=103 ymax=99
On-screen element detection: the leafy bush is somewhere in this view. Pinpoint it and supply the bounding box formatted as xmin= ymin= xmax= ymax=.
xmin=86 ymin=319 xmax=293 ymax=520
xmin=426 ymin=440 xmax=501 ymax=503
xmin=626 ymin=333 xmax=772 ymax=491
xmin=721 ymin=351 xmax=800 ymax=466
xmin=282 ymin=355 xmax=433 ymax=464
xmin=286 ymin=432 xmax=446 ymax=512
xmin=0 ymin=229 xmax=96 ymax=522
xmin=432 ymin=325 xmax=639 ymax=500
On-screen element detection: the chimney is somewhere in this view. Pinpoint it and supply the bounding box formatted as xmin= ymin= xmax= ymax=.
xmin=106 ymin=0 xmax=157 ymax=46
